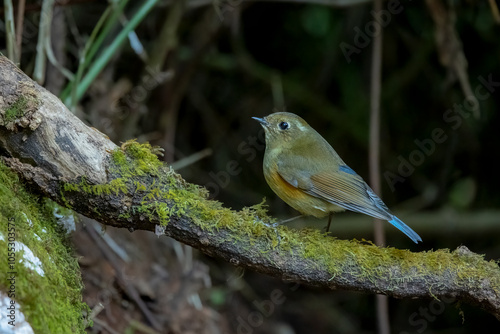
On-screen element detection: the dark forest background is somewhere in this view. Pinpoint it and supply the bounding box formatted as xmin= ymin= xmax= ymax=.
xmin=2 ymin=0 xmax=500 ymax=333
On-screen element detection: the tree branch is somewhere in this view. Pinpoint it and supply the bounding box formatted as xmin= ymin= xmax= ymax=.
xmin=1 ymin=55 xmax=500 ymax=320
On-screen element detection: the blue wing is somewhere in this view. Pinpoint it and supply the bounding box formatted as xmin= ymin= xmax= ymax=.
xmin=388 ymin=216 xmax=422 ymax=244
xmin=305 ymin=166 xmax=422 ymax=243
xmin=277 ymin=159 xmax=422 ymax=243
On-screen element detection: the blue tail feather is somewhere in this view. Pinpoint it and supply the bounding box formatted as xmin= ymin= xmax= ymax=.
xmin=388 ymin=216 xmax=422 ymax=244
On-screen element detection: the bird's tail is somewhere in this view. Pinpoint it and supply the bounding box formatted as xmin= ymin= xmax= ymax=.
xmin=388 ymin=216 xmax=422 ymax=244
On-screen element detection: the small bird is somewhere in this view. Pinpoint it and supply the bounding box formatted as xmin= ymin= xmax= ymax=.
xmin=253 ymin=112 xmax=422 ymax=244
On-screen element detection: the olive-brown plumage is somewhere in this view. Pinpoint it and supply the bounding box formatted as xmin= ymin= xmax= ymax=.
xmin=253 ymin=112 xmax=421 ymax=243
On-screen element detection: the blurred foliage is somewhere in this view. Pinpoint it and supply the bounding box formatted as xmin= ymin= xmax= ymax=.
xmin=2 ymin=0 xmax=500 ymax=332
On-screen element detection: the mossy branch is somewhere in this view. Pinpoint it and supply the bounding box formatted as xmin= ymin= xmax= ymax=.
xmin=1 ymin=55 xmax=500 ymax=320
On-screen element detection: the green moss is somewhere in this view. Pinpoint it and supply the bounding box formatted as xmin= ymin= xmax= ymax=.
xmin=110 ymin=139 xmax=163 ymax=178
xmin=63 ymin=177 xmax=127 ymax=196
xmin=278 ymin=228 xmax=500 ymax=292
xmin=60 ymin=140 xmax=500 ymax=294
xmin=0 ymin=162 xmax=90 ymax=333
xmin=4 ymin=96 xmax=29 ymax=122
xmin=64 ymin=140 xmax=278 ymax=233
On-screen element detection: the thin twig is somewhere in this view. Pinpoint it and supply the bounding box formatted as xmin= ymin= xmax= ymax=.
xmin=425 ymin=0 xmax=479 ymax=118
xmin=369 ymin=1 xmax=385 ymax=253
xmin=271 ymin=71 xmax=285 ymax=110
xmin=33 ymin=0 xmax=55 ymax=84
xmin=83 ymin=217 xmax=163 ymax=331
xmin=3 ymin=0 xmax=17 ymax=61
xmin=369 ymin=0 xmax=389 ymax=333
xmin=15 ymin=0 xmax=26 ymax=64
xmin=488 ymin=0 xmax=500 ymax=23
xmin=92 ymin=318 xmax=123 ymax=334
xmin=128 ymin=320 xmax=162 ymax=334
xmin=170 ymin=148 xmax=213 ymax=170
xmin=158 ymin=6 xmax=221 ymax=162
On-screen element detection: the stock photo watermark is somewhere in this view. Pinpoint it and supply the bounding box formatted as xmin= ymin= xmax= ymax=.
xmin=119 ymin=66 xmax=172 ymax=112
xmin=205 ymin=128 xmax=265 ymax=197
xmin=340 ymin=0 xmax=408 ymax=64
xmin=4 ymin=217 xmax=17 ymax=327
xmin=400 ymin=295 xmax=457 ymax=333
xmin=97 ymin=66 xmax=172 ymax=136
xmin=213 ymin=0 xmax=244 ymax=21
xmin=236 ymin=281 xmax=299 ymax=334
xmin=384 ymin=73 xmax=499 ymax=192
xmin=205 ymin=74 xmax=498 ymax=196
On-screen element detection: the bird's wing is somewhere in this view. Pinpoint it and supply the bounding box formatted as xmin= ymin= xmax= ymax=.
xmin=277 ymin=157 xmax=390 ymax=220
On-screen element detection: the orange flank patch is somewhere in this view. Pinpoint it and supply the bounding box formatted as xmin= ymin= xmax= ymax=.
xmin=264 ymin=168 xmax=343 ymax=218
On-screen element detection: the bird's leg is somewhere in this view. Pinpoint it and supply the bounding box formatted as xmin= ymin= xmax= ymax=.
xmin=270 ymin=215 xmax=304 ymax=247
xmin=276 ymin=215 xmax=304 ymax=226
xmin=325 ymin=212 xmax=333 ymax=233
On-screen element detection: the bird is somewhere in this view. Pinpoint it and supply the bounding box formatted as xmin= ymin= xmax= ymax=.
xmin=252 ymin=112 xmax=422 ymax=244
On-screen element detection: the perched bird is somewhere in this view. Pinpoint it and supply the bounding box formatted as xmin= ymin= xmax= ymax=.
xmin=253 ymin=112 xmax=422 ymax=244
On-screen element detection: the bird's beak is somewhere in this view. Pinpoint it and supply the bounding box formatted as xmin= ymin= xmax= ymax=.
xmin=252 ymin=117 xmax=269 ymax=126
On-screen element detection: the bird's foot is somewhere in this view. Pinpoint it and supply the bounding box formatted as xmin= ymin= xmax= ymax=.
xmin=254 ymin=218 xmax=282 ymax=246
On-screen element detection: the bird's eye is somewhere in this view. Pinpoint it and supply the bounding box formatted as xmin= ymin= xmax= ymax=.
xmin=278 ymin=121 xmax=289 ymax=130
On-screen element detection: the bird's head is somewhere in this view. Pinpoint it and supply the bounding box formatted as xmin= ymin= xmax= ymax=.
xmin=252 ymin=112 xmax=312 ymax=149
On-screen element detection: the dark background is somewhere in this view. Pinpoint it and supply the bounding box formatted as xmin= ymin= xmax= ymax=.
xmin=2 ymin=0 xmax=500 ymax=332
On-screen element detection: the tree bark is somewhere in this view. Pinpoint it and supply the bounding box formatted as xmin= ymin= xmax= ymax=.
xmin=1 ymin=55 xmax=500 ymax=320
